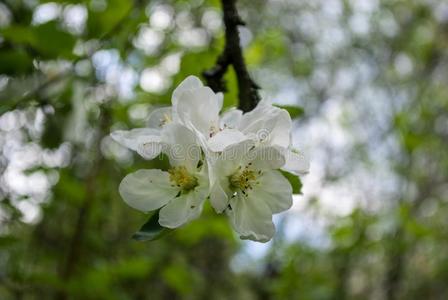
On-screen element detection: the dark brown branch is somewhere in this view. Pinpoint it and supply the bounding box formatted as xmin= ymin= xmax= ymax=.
xmin=203 ymin=0 xmax=260 ymax=113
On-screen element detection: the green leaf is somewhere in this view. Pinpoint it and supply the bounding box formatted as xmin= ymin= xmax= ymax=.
xmin=1 ymin=22 xmax=76 ymax=59
xmin=222 ymin=66 xmax=239 ymax=109
xmin=87 ymin=0 xmax=133 ymax=38
xmin=33 ymin=22 xmax=76 ymax=58
xmin=281 ymin=170 xmax=303 ymax=194
xmin=162 ymin=262 xmax=196 ymax=295
xmin=0 ymin=26 xmax=33 ymax=44
xmin=0 ymin=236 xmax=19 ymax=248
xmin=41 ymin=114 xmax=64 ymax=149
xmin=0 ymin=49 xmax=33 ymax=75
xmin=274 ymin=105 xmax=304 ymax=119
xmin=132 ymin=210 xmax=171 ymax=241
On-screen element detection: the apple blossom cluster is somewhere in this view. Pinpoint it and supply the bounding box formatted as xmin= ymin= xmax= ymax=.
xmin=111 ymin=76 xmax=309 ymax=242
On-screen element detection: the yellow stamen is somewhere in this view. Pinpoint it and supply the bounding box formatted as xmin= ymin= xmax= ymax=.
xmin=229 ymin=165 xmax=260 ymax=192
xmin=160 ymin=113 xmax=172 ymax=127
xmin=209 ymin=125 xmax=219 ymax=138
xmin=168 ymin=166 xmax=198 ymax=191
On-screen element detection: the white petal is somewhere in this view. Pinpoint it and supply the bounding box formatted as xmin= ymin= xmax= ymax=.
xmin=266 ymin=110 xmax=292 ymax=148
xmin=161 ymin=123 xmax=201 ymax=172
xmin=207 ymin=138 xmax=256 ymax=210
xmin=136 ymin=137 xmax=164 ymax=160
xmin=210 ymin=182 xmax=231 ymax=213
xmin=220 ymin=108 xmax=243 ymax=129
xmin=213 ymin=139 xmax=256 ymax=176
xmin=176 ymin=87 xmax=220 ymax=135
xmin=238 ymin=100 xmax=275 ymax=132
xmin=110 ymin=128 xmax=160 ymax=151
xmin=244 ymin=146 xmax=285 ymax=170
xmin=254 ymin=170 xmax=293 ymax=214
xmin=147 ymin=107 xmax=172 ymax=128
xmin=282 ymin=148 xmax=310 ymax=176
xmin=216 ymin=92 xmax=224 ymax=111
xmin=207 ymin=128 xmax=247 ymax=152
xmin=119 ymin=169 xmax=178 ymax=212
xmin=171 ymin=75 xmax=203 ymax=107
xmin=227 ymin=193 xmax=275 ymax=243
xmin=239 ymin=101 xmax=292 ymax=148
xmin=158 ymin=185 xmax=208 ymax=228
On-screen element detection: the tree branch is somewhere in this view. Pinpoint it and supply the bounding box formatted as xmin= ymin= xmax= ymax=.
xmin=203 ymin=0 xmax=260 ymax=113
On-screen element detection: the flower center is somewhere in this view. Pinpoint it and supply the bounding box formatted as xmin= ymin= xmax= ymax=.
xmin=160 ymin=113 xmax=172 ymax=127
xmin=168 ymin=166 xmax=198 ymax=191
xmin=208 ymin=124 xmax=220 ymax=138
xmin=229 ymin=164 xmax=261 ymax=192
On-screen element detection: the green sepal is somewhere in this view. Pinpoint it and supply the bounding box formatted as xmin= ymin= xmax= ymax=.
xmin=132 ymin=210 xmax=172 ymax=241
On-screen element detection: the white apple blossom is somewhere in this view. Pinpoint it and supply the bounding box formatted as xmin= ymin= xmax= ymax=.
xmin=146 ymin=75 xmax=206 ymax=129
xmin=173 ymin=78 xmax=249 ymax=153
xmin=111 ymin=76 xmax=210 ymax=159
xmin=111 ymin=75 xmax=310 ymax=242
xmin=208 ymin=139 xmax=293 ymax=242
xmin=118 ymin=123 xmax=209 ymax=228
xmin=220 ymin=100 xmax=309 ymax=176
xmin=110 ymin=128 xmax=162 ymax=160
xmin=112 ymin=75 xmax=244 ymax=158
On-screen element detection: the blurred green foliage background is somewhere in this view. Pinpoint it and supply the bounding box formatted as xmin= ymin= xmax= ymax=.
xmin=1 ymin=0 xmax=448 ymax=299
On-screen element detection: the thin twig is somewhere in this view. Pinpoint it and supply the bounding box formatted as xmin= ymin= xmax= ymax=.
xmin=203 ymin=0 xmax=260 ymax=113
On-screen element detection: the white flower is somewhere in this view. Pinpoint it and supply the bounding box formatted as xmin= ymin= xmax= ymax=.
xmin=173 ymin=79 xmax=251 ymax=153
xmin=118 ymin=123 xmax=209 ymax=228
xmin=110 ymin=76 xmax=207 ymax=160
xmin=111 ymin=75 xmax=309 ymax=242
xmin=110 ymin=128 xmax=163 ymax=160
xmin=221 ymin=100 xmax=309 ymax=176
xmin=147 ymin=75 xmax=205 ymax=129
xmin=208 ymin=139 xmax=293 ymax=242
xmin=113 ymin=75 xmax=245 ymax=158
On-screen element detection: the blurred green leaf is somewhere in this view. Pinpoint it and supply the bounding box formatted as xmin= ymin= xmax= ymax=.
xmin=280 ymin=170 xmax=302 ymax=194
xmin=1 ymin=22 xmax=76 ymax=58
xmin=0 ymin=236 xmax=19 ymax=248
xmin=41 ymin=115 xmax=64 ymax=149
xmin=54 ymin=170 xmax=86 ymax=205
xmin=222 ymin=66 xmax=239 ymax=109
xmin=176 ymin=51 xmax=219 ymax=81
xmin=0 ymin=49 xmax=33 ymax=75
xmin=173 ymin=49 xmax=240 ymax=108
xmin=33 ymin=22 xmax=76 ymax=58
xmin=132 ymin=210 xmax=171 ymax=241
xmin=274 ymin=105 xmax=304 ymax=119
xmin=87 ymin=0 xmax=133 ymax=38
xmin=0 ymin=26 xmax=33 ymax=43
xmin=162 ymin=261 xmax=196 ymax=295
